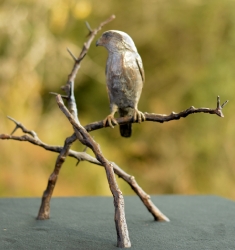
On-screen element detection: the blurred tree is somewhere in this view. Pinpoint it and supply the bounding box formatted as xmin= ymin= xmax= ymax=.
xmin=0 ymin=0 xmax=234 ymax=199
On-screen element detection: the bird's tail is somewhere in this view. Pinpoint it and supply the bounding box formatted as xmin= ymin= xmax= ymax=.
xmin=120 ymin=124 xmax=132 ymax=138
xmin=119 ymin=108 xmax=132 ymax=138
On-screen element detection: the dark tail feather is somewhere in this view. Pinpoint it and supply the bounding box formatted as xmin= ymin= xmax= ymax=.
xmin=120 ymin=124 xmax=132 ymax=138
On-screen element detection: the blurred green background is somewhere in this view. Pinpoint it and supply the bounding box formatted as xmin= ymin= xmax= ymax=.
xmin=0 ymin=0 xmax=234 ymax=199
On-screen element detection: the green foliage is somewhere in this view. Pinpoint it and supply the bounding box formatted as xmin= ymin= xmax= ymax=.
xmin=0 ymin=0 xmax=234 ymax=199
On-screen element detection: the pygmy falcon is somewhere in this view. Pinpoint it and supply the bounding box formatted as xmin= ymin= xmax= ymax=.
xmin=96 ymin=30 xmax=145 ymax=137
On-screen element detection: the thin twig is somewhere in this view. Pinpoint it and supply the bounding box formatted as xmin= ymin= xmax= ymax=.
xmin=85 ymin=21 xmax=92 ymax=34
xmin=66 ymin=47 xmax=77 ymax=62
xmin=49 ymin=92 xmax=68 ymax=100
xmin=7 ymin=116 xmax=38 ymax=138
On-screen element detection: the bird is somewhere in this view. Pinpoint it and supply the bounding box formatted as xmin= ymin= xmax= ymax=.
xmin=96 ymin=30 xmax=145 ymax=137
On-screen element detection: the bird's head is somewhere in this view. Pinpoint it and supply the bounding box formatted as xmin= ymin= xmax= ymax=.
xmin=96 ymin=30 xmax=137 ymax=53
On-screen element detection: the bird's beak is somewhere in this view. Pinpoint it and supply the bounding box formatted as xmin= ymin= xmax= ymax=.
xmin=95 ymin=40 xmax=100 ymax=47
xmin=96 ymin=38 xmax=101 ymax=47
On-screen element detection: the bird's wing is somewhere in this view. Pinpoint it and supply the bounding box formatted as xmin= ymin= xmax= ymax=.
xmin=135 ymin=53 xmax=145 ymax=83
xmin=121 ymin=52 xmax=145 ymax=91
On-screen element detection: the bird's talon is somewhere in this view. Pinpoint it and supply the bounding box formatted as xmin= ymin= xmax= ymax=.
xmin=133 ymin=109 xmax=145 ymax=123
xmin=133 ymin=113 xmax=137 ymax=121
xmin=103 ymin=115 xmax=117 ymax=128
xmin=108 ymin=119 xmax=114 ymax=128
xmin=141 ymin=113 xmax=146 ymax=121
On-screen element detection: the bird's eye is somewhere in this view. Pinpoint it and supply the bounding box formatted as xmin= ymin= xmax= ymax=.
xmin=103 ymin=33 xmax=112 ymax=39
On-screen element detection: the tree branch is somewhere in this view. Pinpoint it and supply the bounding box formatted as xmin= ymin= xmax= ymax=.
xmin=1 ymin=94 xmax=228 ymax=222
xmin=56 ymin=94 xmax=131 ymax=248
xmin=111 ymin=162 xmax=169 ymax=222
xmin=84 ymin=96 xmax=228 ymax=132
xmin=35 ymin=15 xmax=116 ymax=221
xmin=59 ymin=15 xmax=116 ymax=121
xmin=37 ymin=134 xmax=77 ymax=220
xmin=0 ymin=116 xmax=169 ymax=222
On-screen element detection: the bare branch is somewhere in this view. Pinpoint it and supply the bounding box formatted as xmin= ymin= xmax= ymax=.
xmin=37 ymin=16 xmax=117 ymax=218
xmin=37 ymin=134 xmax=77 ymax=220
xmin=1 ymin=95 xmax=228 ymax=221
xmin=7 ymin=116 xmax=38 ymax=138
xmin=65 ymin=14 xmax=115 ymax=87
xmin=0 ymin=117 xmax=169 ymax=222
xmin=111 ymin=162 xmax=170 ymax=222
xmin=84 ymin=96 xmax=228 ymax=132
xmin=62 ymin=15 xmax=116 ymax=113
xmin=60 ymin=15 xmax=116 ymax=123
xmin=56 ymin=94 xmax=131 ymax=248
xmin=216 ymin=95 xmax=228 ymax=115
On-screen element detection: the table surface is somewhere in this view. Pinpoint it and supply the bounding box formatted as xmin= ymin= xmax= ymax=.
xmin=1 ymin=195 xmax=234 ymax=249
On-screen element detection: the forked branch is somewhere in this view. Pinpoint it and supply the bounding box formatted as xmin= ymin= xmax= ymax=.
xmin=0 ymin=116 xmax=169 ymax=222
xmin=35 ymin=15 xmax=116 ymax=221
xmin=56 ymin=94 xmax=131 ymax=248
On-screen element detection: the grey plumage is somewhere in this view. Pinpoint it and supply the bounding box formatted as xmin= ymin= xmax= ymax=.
xmin=96 ymin=30 xmax=145 ymax=137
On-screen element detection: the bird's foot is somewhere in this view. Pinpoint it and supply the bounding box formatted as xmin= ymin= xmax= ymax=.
xmin=133 ymin=109 xmax=145 ymax=123
xmin=103 ymin=114 xmax=118 ymax=128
